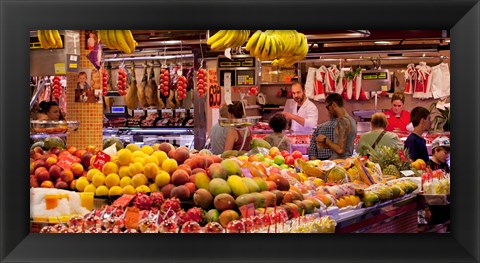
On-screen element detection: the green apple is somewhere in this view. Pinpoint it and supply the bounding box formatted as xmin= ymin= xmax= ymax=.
xmin=274 ymin=155 xmax=285 ymax=165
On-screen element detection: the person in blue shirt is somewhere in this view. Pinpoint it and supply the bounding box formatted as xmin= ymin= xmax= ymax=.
xmin=404 ymin=106 xmax=431 ymax=163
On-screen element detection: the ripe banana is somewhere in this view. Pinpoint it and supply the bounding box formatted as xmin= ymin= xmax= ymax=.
xmin=223 ymin=30 xmax=240 ymax=47
xmin=207 ymin=30 xmax=227 ymax=46
xmin=43 ymin=30 xmax=56 ymax=48
xmin=51 ymin=30 xmax=63 ymax=48
xmin=261 ymin=35 xmax=271 ymax=61
xmin=37 ymin=30 xmax=49 ymax=49
xmin=254 ymin=32 xmax=267 ymax=57
xmin=269 ymin=36 xmax=278 ymax=60
xmin=115 ymin=30 xmax=132 ymax=53
xmin=210 ymin=30 xmax=232 ymax=50
xmin=123 ymin=30 xmax=137 ymax=52
xmin=107 ymin=30 xmax=120 ymax=50
xmin=246 ymin=30 xmax=262 ymax=51
xmin=98 ymin=30 xmax=112 ymax=49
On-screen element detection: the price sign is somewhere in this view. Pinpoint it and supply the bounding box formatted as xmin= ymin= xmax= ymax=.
xmin=125 ymin=207 xmax=140 ymax=230
xmin=57 ymin=153 xmax=77 ymax=170
xmin=239 ymin=203 xmax=255 ymax=218
xmin=240 ymin=168 xmax=253 ymax=178
xmin=209 ymin=84 xmax=221 ymax=108
xmin=93 ymin=151 xmax=111 ymax=170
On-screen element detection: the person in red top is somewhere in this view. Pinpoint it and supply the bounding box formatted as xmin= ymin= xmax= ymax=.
xmin=384 ymin=92 xmax=410 ymax=132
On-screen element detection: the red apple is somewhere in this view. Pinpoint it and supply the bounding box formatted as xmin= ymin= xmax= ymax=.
xmin=285 ymin=156 xmax=295 ymax=166
xmin=291 ymin=151 xmax=303 ymax=160
xmin=281 ymin=151 xmax=290 ymax=158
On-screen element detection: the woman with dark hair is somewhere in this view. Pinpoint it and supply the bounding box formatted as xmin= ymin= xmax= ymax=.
xmin=384 ymin=92 xmax=411 ymax=132
xmin=39 ymin=101 xmax=64 ymax=121
xmin=224 ymin=101 xmax=252 ymax=152
xmin=263 ymin=113 xmax=291 ymax=152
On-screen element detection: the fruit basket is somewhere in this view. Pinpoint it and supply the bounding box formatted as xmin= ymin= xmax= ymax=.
xmin=31 ymin=120 xmax=68 ymax=134
xmin=219 ymin=116 xmax=262 ymax=128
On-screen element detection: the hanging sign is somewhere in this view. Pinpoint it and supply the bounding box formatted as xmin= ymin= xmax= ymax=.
xmin=66 ymin=54 xmax=79 ymax=73
xmin=208 ymin=69 xmax=221 ymax=108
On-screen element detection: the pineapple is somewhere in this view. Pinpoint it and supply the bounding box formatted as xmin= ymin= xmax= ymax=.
xmin=366 ymin=145 xmax=411 ymax=176
xmin=382 ymin=164 xmax=401 ymax=178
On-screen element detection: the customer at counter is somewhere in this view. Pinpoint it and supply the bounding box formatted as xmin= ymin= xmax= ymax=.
xmin=308 ymin=118 xmax=337 ymax=160
xmin=404 ymin=106 xmax=431 ymax=163
xmin=224 ymin=101 xmax=252 ymax=152
xmin=282 ymin=82 xmax=318 ymax=133
xmin=39 ymin=101 xmax=64 ymax=121
xmin=209 ymin=105 xmax=230 ymax=155
xmin=427 ymin=136 xmax=450 ymax=173
xmin=263 ymin=113 xmax=291 ymax=152
xmin=384 ymin=92 xmax=410 ymax=132
xmin=356 ymin=112 xmax=403 ymax=156
xmin=315 ymin=93 xmax=356 ymax=159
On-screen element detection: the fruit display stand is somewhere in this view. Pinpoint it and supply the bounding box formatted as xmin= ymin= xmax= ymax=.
xmin=335 ymin=194 xmax=419 ymax=233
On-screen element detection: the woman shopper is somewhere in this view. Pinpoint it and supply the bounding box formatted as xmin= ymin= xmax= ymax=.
xmin=356 ymin=112 xmax=403 ymax=156
xmin=224 ymin=101 xmax=252 ymax=152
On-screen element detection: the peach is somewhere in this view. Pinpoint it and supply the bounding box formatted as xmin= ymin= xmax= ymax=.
xmin=168 ymin=149 xmax=175 ymax=158
xmin=30 ymin=177 xmax=39 ymax=188
xmin=190 ymin=156 xmax=207 ymax=169
xmin=183 ymin=158 xmax=193 ymax=167
xmin=33 ymin=159 xmax=46 ymax=170
xmin=173 ymin=148 xmax=190 ymax=165
xmin=49 ymin=147 xmax=61 ymax=156
xmin=74 ymin=149 xmax=87 ymax=158
xmin=170 ymin=185 xmax=190 ymax=200
xmin=40 ymin=180 xmax=54 ymax=188
xmin=189 ymin=174 xmax=196 ymax=184
xmin=160 ymin=183 xmax=175 ymax=198
xmin=184 ymin=182 xmax=196 ymax=195
xmin=60 ymin=169 xmax=74 ymax=183
xmin=158 ymin=143 xmax=175 ymax=154
xmin=45 ymin=157 xmax=58 ymax=170
xmin=266 ymin=181 xmax=277 ymax=191
xmin=171 ymin=169 xmax=190 ymax=186
xmin=71 ymin=163 xmax=84 ymax=178
xmin=33 ymin=146 xmax=44 ymax=155
xmin=177 ymin=164 xmax=192 ymax=176
xmin=35 ymin=168 xmax=50 ymax=183
xmin=67 ymin=146 xmax=77 ymax=155
xmin=211 ymin=155 xmax=222 ymax=163
xmin=192 ymin=168 xmax=207 ymax=175
xmin=55 ymin=180 xmax=69 ymax=189
xmin=85 ymin=145 xmax=96 ymax=154
xmin=49 ymin=165 xmax=62 ymax=181
xmin=30 ymin=161 xmax=34 ymax=174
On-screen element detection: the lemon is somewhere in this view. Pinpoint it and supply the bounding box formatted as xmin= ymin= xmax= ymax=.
xmin=132 ymin=157 xmax=145 ymax=165
xmin=117 ymin=149 xmax=133 ymax=166
xmin=76 ymin=177 xmax=90 ymax=192
xmin=140 ymin=145 xmax=154 ymax=155
xmin=119 ymin=176 xmax=132 ymax=188
xmin=118 ymin=166 xmax=130 ymax=178
xmin=132 ymin=151 xmax=146 ymax=159
xmin=122 ymin=185 xmax=135 ymax=195
xmin=86 ymin=169 xmax=101 ymax=182
xmin=105 ymin=173 xmax=120 ymax=188
xmin=131 ymin=174 xmax=148 ymax=188
xmin=143 ymin=163 xmax=159 ymax=180
xmin=83 ymin=184 xmax=97 ymax=193
xmin=149 ymin=183 xmax=160 ymax=192
xmin=125 ymin=143 xmax=140 ymax=153
xmin=152 ymin=151 xmax=168 ymax=166
xmin=135 ymin=185 xmax=151 ymax=194
xmin=155 ymin=171 xmax=171 ymax=188
xmin=95 ymin=185 xmax=109 ymax=196
xmin=92 ymin=173 xmax=106 ymax=187
xmin=161 ymin=158 xmax=178 ymax=174
xmin=144 ymin=156 xmax=159 ymax=166
xmin=108 ymin=186 xmax=123 ymax=196
xmin=128 ymin=162 xmax=144 ymax=177
xmin=102 ymin=161 xmax=118 ymax=175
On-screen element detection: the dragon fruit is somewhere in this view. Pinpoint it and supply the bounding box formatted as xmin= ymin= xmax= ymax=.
xmin=161 ymin=197 xmax=181 ymax=213
xmin=133 ymin=193 xmax=153 ymax=210
xmin=151 ymin=192 xmax=165 ymax=208
xmin=187 ymin=207 xmax=205 ymax=223
xmin=175 ymin=210 xmax=190 ymax=226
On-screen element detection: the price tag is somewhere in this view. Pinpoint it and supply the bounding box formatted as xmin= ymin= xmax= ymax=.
xmin=93 ymin=151 xmax=111 ymax=170
xmin=125 ymin=207 xmax=140 ymax=230
xmin=54 ymin=63 xmax=66 ymax=74
xmin=208 ymin=84 xmax=221 ymax=108
xmin=400 ymin=170 xmax=416 ymax=177
xmin=239 ymin=203 xmax=255 ymax=218
xmin=57 ymin=153 xmax=77 ymax=170
xmin=240 ymin=168 xmax=253 ymax=178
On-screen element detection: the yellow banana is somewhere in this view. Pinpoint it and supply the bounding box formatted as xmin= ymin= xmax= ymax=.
xmin=269 ymin=36 xmax=277 ymax=60
xmin=224 ymin=30 xmax=240 ymax=47
xmin=286 ymin=30 xmax=298 ymax=55
xmin=115 ymin=30 xmax=132 ymax=53
xmin=207 ymin=30 xmax=227 ymax=46
xmin=246 ymin=30 xmax=262 ymax=51
xmin=37 ymin=30 xmax=49 ymax=49
xmin=261 ymin=35 xmax=271 ymax=60
xmin=254 ymin=32 xmax=267 ymax=57
xmin=51 ymin=30 xmax=63 ymax=48
xmin=43 ymin=30 xmax=56 ymax=48
xmin=98 ymin=30 xmax=111 ymax=49
xmin=211 ymin=30 xmax=232 ymax=50
xmin=236 ymin=30 xmax=249 ymax=47
xmin=108 ymin=30 xmax=120 ymax=50
xmin=123 ymin=30 xmax=136 ymax=52
xmin=293 ymin=33 xmax=304 ymax=56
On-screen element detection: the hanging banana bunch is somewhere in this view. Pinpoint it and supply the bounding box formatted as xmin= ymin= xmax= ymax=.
xmin=37 ymin=30 xmax=63 ymax=49
xmin=98 ymin=30 xmax=138 ymax=54
xmin=207 ymin=30 xmax=250 ymax=51
xmin=245 ymin=30 xmax=309 ymax=67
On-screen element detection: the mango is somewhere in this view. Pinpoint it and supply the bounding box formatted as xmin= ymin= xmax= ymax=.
xmin=270 ymin=189 xmax=284 ymax=206
xmin=260 ymin=191 xmax=277 ymax=207
xmin=235 ymin=193 xmax=257 ymax=208
xmin=208 ymin=163 xmax=227 ymax=180
xmin=249 ymin=138 xmax=272 ymax=150
xmin=249 ymin=192 xmax=266 ymax=208
xmin=220 ymin=150 xmax=239 ymax=159
xmin=301 ymin=200 xmax=315 ymax=214
xmin=241 ymin=177 xmax=260 ymax=193
xmin=218 ymin=210 xmax=239 ymax=228
xmin=221 ymin=159 xmax=241 ymax=176
xmin=193 ymin=188 xmax=214 ymax=210
xmin=252 ymin=177 xmax=268 ymax=192
xmin=194 ymin=172 xmax=211 ymax=190
xmin=227 ymin=175 xmax=250 ymax=197
xmin=205 ymin=209 xmax=220 ymax=223
xmin=213 ymin=193 xmax=236 ymax=211
xmin=209 ymin=178 xmax=231 ymax=196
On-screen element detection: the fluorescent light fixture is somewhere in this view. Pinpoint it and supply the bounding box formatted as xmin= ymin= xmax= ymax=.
xmin=374 ymin=41 xmax=391 ymax=45
xmin=445 ymin=39 xmax=450 ymax=43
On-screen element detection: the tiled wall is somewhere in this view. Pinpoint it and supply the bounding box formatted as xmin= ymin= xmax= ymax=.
xmin=66 ymin=31 xmax=103 ymax=150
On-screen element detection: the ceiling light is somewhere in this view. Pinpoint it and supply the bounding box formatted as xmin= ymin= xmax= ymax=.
xmin=374 ymin=41 xmax=391 ymax=45
xmin=445 ymin=39 xmax=450 ymax=43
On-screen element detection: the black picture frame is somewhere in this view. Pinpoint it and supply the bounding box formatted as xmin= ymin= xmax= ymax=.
xmin=1 ymin=0 xmax=479 ymax=262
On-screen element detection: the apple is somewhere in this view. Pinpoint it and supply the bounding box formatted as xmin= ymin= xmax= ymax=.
xmin=273 ymin=155 xmax=285 ymax=166
xmin=291 ymin=151 xmax=303 ymax=160
xmin=281 ymin=151 xmax=290 ymax=158
xmin=55 ymin=180 xmax=69 ymax=189
xmin=49 ymin=165 xmax=62 ymax=181
xmin=285 ymin=156 xmax=295 ymax=166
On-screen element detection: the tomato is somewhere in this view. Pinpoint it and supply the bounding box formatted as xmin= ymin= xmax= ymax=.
xmin=291 ymin=151 xmax=303 ymax=160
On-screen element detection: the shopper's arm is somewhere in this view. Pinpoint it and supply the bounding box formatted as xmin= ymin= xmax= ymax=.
xmin=223 ymin=128 xmax=237 ymax=151
xmin=325 ymin=117 xmax=349 ymax=155
xmin=282 ymin=112 xmax=305 ymax=126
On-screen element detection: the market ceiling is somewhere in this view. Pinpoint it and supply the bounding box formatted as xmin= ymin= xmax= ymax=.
xmin=112 ymin=30 xmax=449 ymax=58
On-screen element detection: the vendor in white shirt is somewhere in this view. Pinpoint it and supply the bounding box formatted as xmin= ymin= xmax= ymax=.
xmin=282 ymin=82 xmax=319 ymax=133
